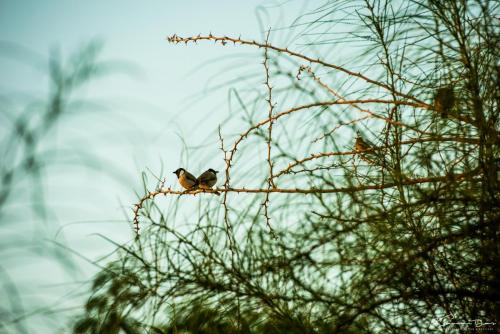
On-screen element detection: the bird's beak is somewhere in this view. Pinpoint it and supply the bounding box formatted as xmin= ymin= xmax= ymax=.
xmin=215 ymin=170 xmax=219 ymax=173
xmin=172 ymin=171 xmax=176 ymax=174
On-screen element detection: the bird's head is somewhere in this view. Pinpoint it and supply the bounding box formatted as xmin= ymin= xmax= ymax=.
xmin=207 ymin=168 xmax=219 ymax=174
xmin=173 ymin=168 xmax=185 ymax=177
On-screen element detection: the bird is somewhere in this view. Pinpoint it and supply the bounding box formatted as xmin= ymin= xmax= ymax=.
xmin=197 ymin=168 xmax=220 ymax=195
xmin=355 ymin=133 xmax=373 ymax=152
xmin=173 ymin=168 xmax=198 ymax=190
xmin=354 ymin=132 xmax=388 ymax=166
xmin=434 ymin=86 xmax=455 ymax=117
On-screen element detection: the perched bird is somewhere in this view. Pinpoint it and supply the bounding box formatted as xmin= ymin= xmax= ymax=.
xmin=434 ymin=86 xmax=455 ymax=117
xmin=197 ymin=168 xmax=220 ymax=195
xmin=354 ymin=132 xmax=388 ymax=166
xmin=355 ymin=133 xmax=373 ymax=152
xmin=173 ymin=168 xmax=198 ymax=190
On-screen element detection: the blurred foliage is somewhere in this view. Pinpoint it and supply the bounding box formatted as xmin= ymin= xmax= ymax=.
xmin=74 ymin=0 xmax=499 ymax=333
xmin=0 ymin=40 xmax=129 ymax=333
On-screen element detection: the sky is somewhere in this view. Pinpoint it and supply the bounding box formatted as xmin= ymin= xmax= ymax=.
xmin=0 ymin=1 xmax=312 ymax=332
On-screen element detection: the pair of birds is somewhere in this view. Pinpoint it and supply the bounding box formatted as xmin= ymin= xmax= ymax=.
xmin=173 ymin=168 xmax=219 ymax=194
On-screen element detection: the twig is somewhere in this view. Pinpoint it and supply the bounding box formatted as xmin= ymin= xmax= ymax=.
xmin=218 ymin=126 xmax=237 ymax=252
xmin=263 ymin=29 xmax=277 ymax=238
xmin=312 ymin=116 xmax=372 ymax=143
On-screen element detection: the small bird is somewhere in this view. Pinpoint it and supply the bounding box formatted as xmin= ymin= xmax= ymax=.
xmin=173 ymin=168 xmax=198 ymax=190
xmin=197 ymin=168 xmax=220 ymax=195
xmin=354 ymin=132 xmax=388 ymax=166
xmin=434 ymin=86 xmax=455 ymax=117
xmin=355 ymin=133 xmax=373 ymax=152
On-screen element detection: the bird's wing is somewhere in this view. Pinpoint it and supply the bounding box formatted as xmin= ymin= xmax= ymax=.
xmin=198 ymin=172 xmax=216 ymax=183
xmin=185 ymin=172 xmax=198 ymax=183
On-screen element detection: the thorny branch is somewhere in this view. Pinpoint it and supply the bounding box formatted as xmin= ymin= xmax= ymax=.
xmin=218 ymin=126 xmax=237 ymax=252
xmin=167 ymin=34 xmax=430 ymax=108
xmin=132 ymin=169 xmax=479 ymax=232
xmin=263 ymin=29 xmax=277 ymax=238
xmin=167 ymin=34 xmax=485 ymax=126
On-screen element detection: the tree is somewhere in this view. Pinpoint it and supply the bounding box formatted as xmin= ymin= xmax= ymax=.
xmin=74 ymin=1 xmax=499 ymax=332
